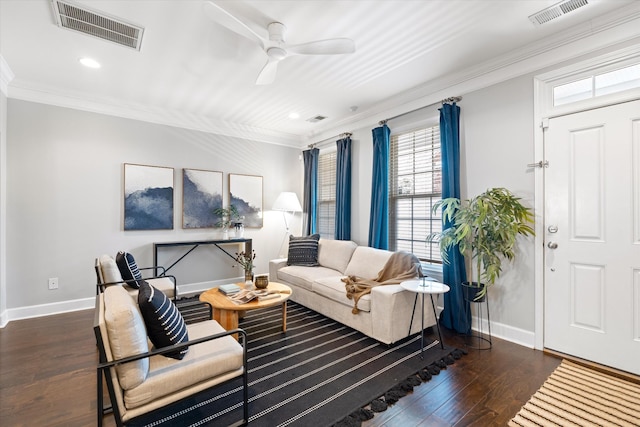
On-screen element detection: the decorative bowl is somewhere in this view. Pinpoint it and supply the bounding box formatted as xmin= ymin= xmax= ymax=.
xmin=254 ymin=275 xmax=269 ymax=289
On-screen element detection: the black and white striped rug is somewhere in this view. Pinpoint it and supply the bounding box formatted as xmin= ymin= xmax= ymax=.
xmin=130 ymin=301 xmax=463 ymax=427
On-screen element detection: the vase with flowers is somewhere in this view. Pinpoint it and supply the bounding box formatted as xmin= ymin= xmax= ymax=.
xmin=234 ymin=249 xmax=256 ymax=285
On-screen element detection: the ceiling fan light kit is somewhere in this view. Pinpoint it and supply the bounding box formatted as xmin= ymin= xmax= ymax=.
xmin=204 ymin=1 xmax=356 ymax=85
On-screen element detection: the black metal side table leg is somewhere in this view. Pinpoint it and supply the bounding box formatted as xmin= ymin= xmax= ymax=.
xmin=420 ymin=293 xmax=425 ymax=359
xmin=430 ymin=294 xmax=444 ymax=349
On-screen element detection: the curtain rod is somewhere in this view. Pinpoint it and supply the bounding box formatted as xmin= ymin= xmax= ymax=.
xmin=378 ymin=96 xmax=462 ymax=126
xmin=307 ymin=132 xmax=352 ymax=150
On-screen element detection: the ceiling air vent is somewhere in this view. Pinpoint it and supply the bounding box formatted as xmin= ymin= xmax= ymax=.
xmin=50 ymin=0 xmax=144 ymax=50
xmin=306 ymin=115 xmax=328 ymax=123
xmin=529 ymin=0 xmax=589 ymax=26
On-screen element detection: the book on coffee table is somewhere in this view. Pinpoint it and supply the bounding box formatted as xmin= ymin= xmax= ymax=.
xmin=218 ymin=284 xmax=241 ymax=295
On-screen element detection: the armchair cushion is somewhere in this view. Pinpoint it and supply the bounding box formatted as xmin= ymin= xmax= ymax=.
xmin=103 ymin=286 xmax=150 ymax=390
xmin=138 ymin=282 xmax=189 ymax=360
xmin=116 ymin=251 xmax=144 ymax=289
xmin=100 ymin=254 xmax=124 ymax=284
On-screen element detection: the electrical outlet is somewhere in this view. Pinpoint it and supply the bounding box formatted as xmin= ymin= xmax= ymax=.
xmin=48 ymin=277 xmax=58 ymax=290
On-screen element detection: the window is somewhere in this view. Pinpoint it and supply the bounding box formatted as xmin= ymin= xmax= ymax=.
xmin=389 ymin=125 xmax=442 ymax=264
xmin=317 ymin=150 xmax=336 ymax=239
xmin=553 ymin=62 xmax=640 ymax=106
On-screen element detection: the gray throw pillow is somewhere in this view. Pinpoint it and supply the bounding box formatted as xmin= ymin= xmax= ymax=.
xmin=287 ymin=234 xmax=320 ymax=266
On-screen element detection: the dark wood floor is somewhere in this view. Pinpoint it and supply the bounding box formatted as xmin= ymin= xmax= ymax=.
xmin=0 ymin=309 xmax=560 ymax=427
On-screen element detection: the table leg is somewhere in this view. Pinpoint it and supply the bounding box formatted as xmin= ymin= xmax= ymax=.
xmin=421 ymin=293 xmax=425 ymax=359
xmin=408 ymin=293 xmax=418 ymax=337
xmin=212 ymin=308 xmax=240 ymax=339
xmin=430 ymin=294 xmax=444 ymax=349
xmin=281 ymin=301 xmax=288 ymax=332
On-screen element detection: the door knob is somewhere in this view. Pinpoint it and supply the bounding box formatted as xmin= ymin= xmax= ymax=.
xmin=547 ymin=242 xmax=558 ymax=249
xmin=548 ymin=225 xmax=558 ymax=233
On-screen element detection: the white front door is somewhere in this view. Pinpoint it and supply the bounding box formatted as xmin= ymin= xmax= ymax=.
xmin=544 ymin=99 xmax=640 ymax=375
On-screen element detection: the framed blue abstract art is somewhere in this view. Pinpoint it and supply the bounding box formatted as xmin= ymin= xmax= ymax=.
xmin=123 ymin=163 xmax=174 ymax=230
xmin=182 ymin=168 xmax=223 ymax=228
xmin=229 ymin=173 xmax=263 ymax=228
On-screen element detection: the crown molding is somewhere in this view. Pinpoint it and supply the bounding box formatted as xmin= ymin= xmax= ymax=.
xmin=306 ymin=2 xmax=640 ymax=144
xmin=7 ymin=81 xmax=304 ymax=148
xmin=0 ymin=55 xmax=14 ymax=96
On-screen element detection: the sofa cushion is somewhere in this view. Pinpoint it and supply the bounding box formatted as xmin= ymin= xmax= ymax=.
xmin=138 ymin=282 xmax=189 ymax=360
xmin=99 ymin=254 xmax=123 ymax=284
xmin=277 ymin=265 xmax=343 ymax=292
xmin=103 ymin=285 xmax=150 ymax=390
xmin=313 ymin=276 xmax=371 ymax=312
xmin=116 ymin=251 xmax=145 ymax=289
xmin=344 ymin=246 xmax=394 ymax=279
xmin=318 ymin=239 xmax=358 ymax=274
xmin=123 ymin=319 xmax=244 ymax=409
xmin=287 ymin=234 xmax=320 ymax=266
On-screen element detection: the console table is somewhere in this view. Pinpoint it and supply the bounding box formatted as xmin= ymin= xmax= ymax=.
xmin=153 ymin=238 xmax=252 ymax=276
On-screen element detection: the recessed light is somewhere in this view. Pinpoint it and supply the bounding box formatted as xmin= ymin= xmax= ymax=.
xmin=79 ymin=57 xmax=101 ymax=69
xmin=288 ymin=112 xmax=300 ymax=120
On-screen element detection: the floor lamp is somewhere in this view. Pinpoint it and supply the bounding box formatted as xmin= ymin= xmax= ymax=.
xmin=273 ymin=192 xmax=303 ymax=257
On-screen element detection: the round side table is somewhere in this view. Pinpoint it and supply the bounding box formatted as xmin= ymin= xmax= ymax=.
xmin=400 ymin=278 xmax=450 ymax=359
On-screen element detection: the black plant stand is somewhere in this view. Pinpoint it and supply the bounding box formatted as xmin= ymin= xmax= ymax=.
xmin=462 ymin=283 xmax=492 ymax=350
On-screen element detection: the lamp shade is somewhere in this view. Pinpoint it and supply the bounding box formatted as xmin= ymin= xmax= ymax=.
xmin=272 ymin=192 xmax=302 ymax=212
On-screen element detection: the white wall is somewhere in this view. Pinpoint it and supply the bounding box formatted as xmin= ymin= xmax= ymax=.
xmin=5 ymin=100 xmax=301 ymax=318
xmin=462 ymin=75 xmax=536 ymax=334
xmin=331 ymin=75 xmax=537 ymax=342
xmin=0 ymin=84 xmax=7 ymax=325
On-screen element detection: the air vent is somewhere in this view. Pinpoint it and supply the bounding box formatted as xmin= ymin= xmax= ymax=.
xmin=529 ymin=0 xmax=589 ymax=26
xmin=306 ymin=115 xmax=328 ymax=123
xmin=50 ymin=0 xmax=144 ymax=50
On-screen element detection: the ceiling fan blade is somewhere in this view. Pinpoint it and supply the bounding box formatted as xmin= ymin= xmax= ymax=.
xmin=256 ymin=59 xmax=279 ymax=85
xmin=203 ymin=1 xmax=265 ymax=48
xmin=288 ymin=38 xmax=356 ymax=55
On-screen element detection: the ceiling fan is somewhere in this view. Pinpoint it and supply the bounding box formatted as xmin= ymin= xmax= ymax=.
xmin=203 ymin=1 xmax=356 ymax=85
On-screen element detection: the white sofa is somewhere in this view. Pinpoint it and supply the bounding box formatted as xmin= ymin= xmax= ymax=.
xmin=269 ymin=239 xmax=436 ymax=344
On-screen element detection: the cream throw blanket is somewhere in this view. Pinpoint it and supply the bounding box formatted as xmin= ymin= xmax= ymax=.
xmin=342 ymin=251 xmax=420 ymax=314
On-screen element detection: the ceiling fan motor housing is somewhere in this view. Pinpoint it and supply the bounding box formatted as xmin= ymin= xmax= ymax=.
xmin=267 ymin=46 xmax=287 ymax=60
xmin=267 ymin=22 xmax=286 ymax=42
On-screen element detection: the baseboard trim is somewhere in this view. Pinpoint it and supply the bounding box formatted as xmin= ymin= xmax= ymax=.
xmin=471 ymin=313 xmax=535 ymax=348
xmin=0 ymin=278 xmax=244 ymax=327
xmin=3 ymin=296 xmax=95 ymax=325
xmin=0 ymin=310 xmax=8 ymax=328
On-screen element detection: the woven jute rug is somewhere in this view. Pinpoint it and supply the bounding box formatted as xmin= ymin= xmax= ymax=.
xmin=509 ymin=360 xmax=640 ymax=427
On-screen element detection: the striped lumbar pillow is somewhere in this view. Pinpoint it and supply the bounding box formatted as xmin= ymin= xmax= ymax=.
xmin=115 ymin=251 xmax=144 ymax=289
xmin=287 ymin=234 xmax=320 ymax=266
xmin=138 ymin=282 xmax=189 ymax=360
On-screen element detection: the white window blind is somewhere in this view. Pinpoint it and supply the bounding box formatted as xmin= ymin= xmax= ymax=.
xmin=389 ymin=126 xmax=443 ymax=263
xmin=318 ymin=150 xmax=336 ymax=239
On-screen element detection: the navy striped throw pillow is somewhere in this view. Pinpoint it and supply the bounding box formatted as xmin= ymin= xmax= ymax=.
xmin=287 ymin=234 xmax=320 ymax=266
xmin=115 ymin=251 xmax=144 ymax=289
xmin=138 ymin=282 xmax=189 ymax=360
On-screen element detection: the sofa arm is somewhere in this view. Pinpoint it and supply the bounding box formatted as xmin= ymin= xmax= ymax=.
xmin=369 ymin=284 xmax=436 ymax=344
xmin=269 ymin=258 xmax=287 ymax=282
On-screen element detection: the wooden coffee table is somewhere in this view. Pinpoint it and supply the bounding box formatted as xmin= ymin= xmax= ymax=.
xmin=199 ymin=282 xmax=292 ymax=335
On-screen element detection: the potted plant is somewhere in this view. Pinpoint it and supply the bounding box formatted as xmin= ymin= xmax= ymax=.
xmin=214 ymin=205 xmax=241 ymax=239
xmin=429 ymin=187 xmax=534 ymax=301
xmin=234 ymin=249 xmax=256 ymax=284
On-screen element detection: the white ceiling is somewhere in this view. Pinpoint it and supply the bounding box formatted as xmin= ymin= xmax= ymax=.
xmin=1 ymin=0 xmax=638 ymax=147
